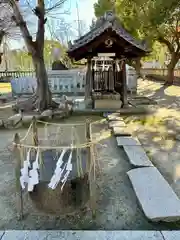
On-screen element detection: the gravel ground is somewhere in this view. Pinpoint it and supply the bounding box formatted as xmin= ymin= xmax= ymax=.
xmin=0 ymin=114 xmax=158 ymax=230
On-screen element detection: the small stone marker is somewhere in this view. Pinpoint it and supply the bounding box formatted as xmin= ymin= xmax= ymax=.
xmin=112 ymin=127 xmax=131 ymax=137
xmin=116 ymin=136 xmax=141 ymax=146
xmin=109 ymin=121 xmax=126 ymax=128
xmin=127 ymin=167 xmax=180 ymax=222
xmin=124 ymin=145 xmax=153 ymax=167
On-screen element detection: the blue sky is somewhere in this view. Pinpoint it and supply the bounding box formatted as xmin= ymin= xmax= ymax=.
xmin=10 ymin=0 xmax=96 ymax=49
xmin=64 ymin=0 xmax=96 ymax=25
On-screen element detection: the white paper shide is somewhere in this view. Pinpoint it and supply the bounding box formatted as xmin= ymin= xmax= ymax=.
xmin=20 ymin=148 xmax=40 ymax=192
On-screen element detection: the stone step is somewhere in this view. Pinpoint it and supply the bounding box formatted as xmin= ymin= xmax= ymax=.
xmin=107 ymin=115 xmax=123 ymax=121
xmin=112 ymin=127 xmax=131 ymax=137
xmin=1 ymin=231 xmax=165 ymax=240
xmin=116 ymin=136 xmax=141 ymax=146
xmin=109 ymin=121 xmax=126 ymax=128
xmin=124 ymin=145 xmax=153 ymax=167
xmin=127 ymin=167 xmax=180 ymax=222
xmin=161 ymin=231 xmax=180 ymax=240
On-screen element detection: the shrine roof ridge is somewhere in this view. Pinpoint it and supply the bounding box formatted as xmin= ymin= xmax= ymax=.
xmin=67 ymin=11 xmax=150 ymax=53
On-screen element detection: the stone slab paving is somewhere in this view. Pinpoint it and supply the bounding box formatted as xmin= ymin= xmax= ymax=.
xmin=0 ymin=231 xmax=4 ymax=239
xmin=107 ymin=115 xmax=123 ymax=121
xmin=1 ymin=231 xmax=164 ymax=240
xmin=127 ymin=167 xmax=180 ymax=222
xmin=124 ymin=145 xmax=153 ymax=167
xmin=109 ymin=121 xmax=126 ymax=128
xmin=116 ymin=136 xmax=141 ymax=146
xmin=112 ymin=127 xmax=131 ymax=137
xmin=161 ymin=231 xmax=180 ymax=240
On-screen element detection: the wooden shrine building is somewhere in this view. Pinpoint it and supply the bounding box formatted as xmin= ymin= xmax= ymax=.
xmin=67 ymin=11 xmax=149 ymax=109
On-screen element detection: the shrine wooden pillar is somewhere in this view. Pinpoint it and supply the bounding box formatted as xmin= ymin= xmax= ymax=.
xmin=85 ymin=56 xmax=92 ymax=107
xmin=121 ymin=61 xmax=128 ymax=107
xmin=112 ymin=60 xmax=116 ymax=91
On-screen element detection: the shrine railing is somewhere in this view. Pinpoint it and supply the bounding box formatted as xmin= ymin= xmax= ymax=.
xmin=0 ymin=71 xmax=35 ymax=80
xmin=0 ymin=69 xmax=86 ymax=96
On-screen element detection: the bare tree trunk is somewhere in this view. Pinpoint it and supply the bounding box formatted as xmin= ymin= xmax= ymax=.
xmin=165 ymin=53 xmax=178 ymax=85
xmin=12 ymin=54 xmax=59 ymax=113
xmin=9 ymin=0 xmax=60 ymax=113
xmin=0 ymin=32 xmax=4 ymax=64
xmin=33 ymin=56 xmax=52 ymax=111
xmin=127 ymin=58 xmax=142 ymax=77
xmin=134 ymin=58 xmax=142 ymax=77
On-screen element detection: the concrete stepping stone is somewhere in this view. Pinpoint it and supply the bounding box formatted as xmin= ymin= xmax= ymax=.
xmin=0 ymin=232 xmax=4 ymax=239
xmin=109 ymin=112 xmax=120 ymax=116
xmin=161 ymin=231 xmax=180 ymax=240
xmin=2 ymin=231 xmax=164 ymax=240
xmin=127 ymin=167 xmax=180 ymax=222
xmin=116 ymin=136 xmax=141 ymax=146
xmin=107 ymin=115 xmax=123 ymax=121
xmin=103 ymin=112 xmax=119 ymax=118
xmin=109 ymin=121 xmax=126 ymax=128
xmin=112 ymin=127 xmax=131 ymax=137
xmin=124 ymin=145 xmax=153 ymax=167
xmin=2 ymin=231 xmax=48 ymax=240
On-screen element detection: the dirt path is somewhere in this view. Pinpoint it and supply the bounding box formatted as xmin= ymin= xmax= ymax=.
xmin=0 ymin=115 xmax=157 ymax=230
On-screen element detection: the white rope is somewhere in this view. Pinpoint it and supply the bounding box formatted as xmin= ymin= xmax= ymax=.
xmin=20 ymin=123 xmax=33 ymax=142
xmin=37 ymin=120 xmax=84 ymax=127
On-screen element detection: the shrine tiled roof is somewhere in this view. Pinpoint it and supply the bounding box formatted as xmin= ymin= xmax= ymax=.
xmin=67 ymin=11 xmax=149 ymax=54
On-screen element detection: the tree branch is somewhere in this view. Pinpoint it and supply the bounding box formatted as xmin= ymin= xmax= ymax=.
xmin=158 ymin=36 xmax=175 ymax=53
xmin=8 ymin=0 xmax=35 ymax=54
xmin=45 ymin=0 xmax=66 ymax=13
xmin=174 ymin=20 xmax=180 ymax=50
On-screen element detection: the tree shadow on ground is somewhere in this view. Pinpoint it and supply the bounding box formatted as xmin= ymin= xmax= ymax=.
xmin=126 ymin=79 xmax=180 ymax=199
xmin=137 ymin=79 xmax=180 ymax=125
xmin=146 ymin=75 xmax=180 ymax=87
